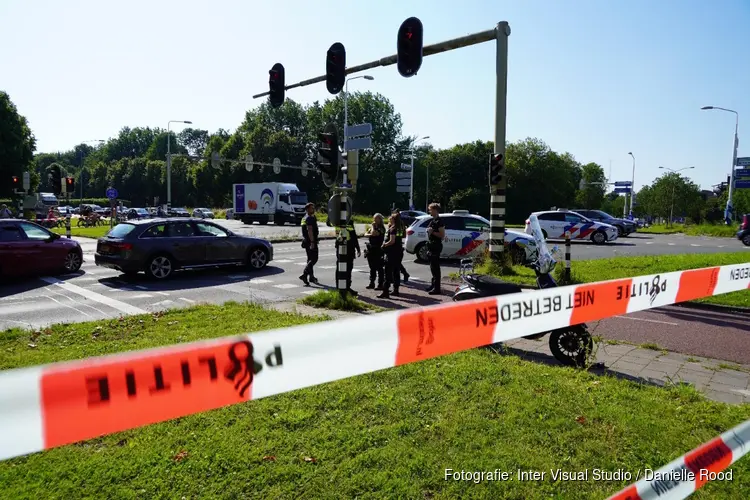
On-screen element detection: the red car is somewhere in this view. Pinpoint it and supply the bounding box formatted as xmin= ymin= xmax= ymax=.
xmin=0 ymin=219 xmax=83 ymax=278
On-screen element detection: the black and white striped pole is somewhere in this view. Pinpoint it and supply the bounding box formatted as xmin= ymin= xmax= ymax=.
xmin=564 ymin=231 xmax=571 ymax=283
xmin=489 ymin=22 xmax=510 ymax=263
xmin=336 ymin=191 xmax=349 ymax=296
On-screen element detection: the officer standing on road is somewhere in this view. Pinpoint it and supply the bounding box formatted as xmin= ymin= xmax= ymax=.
xmin=378 ymin=211 xmax=404 ymax=299
xmin=365 ymin=213 xmax=385 ymax=290
xmin=343 ymin=218 xmax=361 ymax=295
xmin=392 ymin=208 xmax=410 ymax=282
xmin=299 ymin=202 xmax=319 ymax=286
xmin=426 ymin=202 xmax=445 ymax=295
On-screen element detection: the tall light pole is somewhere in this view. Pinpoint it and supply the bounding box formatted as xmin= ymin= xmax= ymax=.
xmin=343 ymin=75 xmax=374 ymax=150
xmin=627 ymin=152 xmax=635 ymax=219
xmin=701 ymin=106 xmax=739 ymax=224
xmin=166 ymin=120 xmax=192 ymax=213
xmin=659 ymin=166 xmax=694 ymax=227
xmin=406 ymin=135 xmax=429 ymax=211
xmin=79 ymin=139 xmax=105 ymax=206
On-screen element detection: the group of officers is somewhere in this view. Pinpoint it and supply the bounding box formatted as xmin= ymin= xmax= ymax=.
xmin=298 ymin=202 xmax=446 ymax=299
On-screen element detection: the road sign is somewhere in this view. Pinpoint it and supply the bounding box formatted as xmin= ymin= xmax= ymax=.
xmin=736 ymin=157 xmax=750 ymax=167
xmin=396 ymin=186 xmax=410 ymax=193
xmin=734 ymin=180 xmax=750 ymax=189
xmin=301 ymin=160 xmax=308 ymax=177
xmin=614 ymin=187 xmax=631 ymax=194
xmin=400 ymin=163 xmax=412 ymax=170
xmin=245 ymin=154 xmax=253 ymax=172
xmin=346 ymin=123 xmax=372 ymax=138
xmin=22 ymin=172 xmax=30 ymax=191
xmin=346 ymin=137 xmax=372 ymax=151
xmin=614 ymin=181 xmax=632 ymax=186
xmin=273 ymin=157 xmax=281 ymax=174
xmin=106 ymin=187 xmax=118 ymax=199
xmin=397 ymin=178 xmax=411 ymax=186
xmin=396 ymin=171 xmax=412 ymax=179
xmin=735 ymin=169 xmax=750 ymax=178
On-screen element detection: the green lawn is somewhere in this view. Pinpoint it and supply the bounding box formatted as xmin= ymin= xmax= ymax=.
xmin=1 ymin=302 xmax=749 ymax=498
xmin=639 ymin=223 xmax=740 ymax=237
xmin=472 ymin=252 xmax=750 ymax=308
xmin=299 ymin=289 xmax=382 ymax=312
xmin=51 ymin=225 xmax=111 ymax=239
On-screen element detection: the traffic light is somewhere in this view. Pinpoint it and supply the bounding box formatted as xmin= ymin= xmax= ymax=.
xmin=12 ymin=176 xmax=19 ymax=188
xmin=48 ymin=165 xmax=62 ymax=195
xmin=317 ymin=123 xmax=340 ymax=187
xmin=489 ymin=153 xmax=504 ymax=185
xmin=66 ymin=176 xmax=75 ymax=194
xmin=326 ymin=42 xmax=346 ymax=95
xmin=268 ymin=63 xmax=285 ymax=108
xmin=397 ymin=17 xmax=423 ymax=78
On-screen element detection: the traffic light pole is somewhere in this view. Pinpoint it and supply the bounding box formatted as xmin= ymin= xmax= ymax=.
xmin=252 ymin=22 xmax=511 ymax=262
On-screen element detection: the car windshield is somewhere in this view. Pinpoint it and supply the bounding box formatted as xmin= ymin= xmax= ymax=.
xmin=594 ymin=211 xmax=613 ymax=219
xmin=136 ymin=209 xmax=148 ymax=214
xmin=290 ymin=193 xmax=308 ymax=205
xmin=106 ymin=223 xmax=136 ymax=238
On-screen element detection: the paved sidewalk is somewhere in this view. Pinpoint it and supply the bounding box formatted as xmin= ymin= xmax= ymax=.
xmin=272 ymin=298 xmax=750 ymax=406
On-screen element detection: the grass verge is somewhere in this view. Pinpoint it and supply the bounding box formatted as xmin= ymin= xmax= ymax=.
xmin=1 ymin=304 xmax=750 ymax=498
xmin=299 ymin=289 xmax=380 ymax=312
xmin=51 ymin=225 xmax=111 ymax=239
xmin=470 ymin=252 xmax=750 ymax=308
xmin=639 ymin=223 xmax=739 ymax=237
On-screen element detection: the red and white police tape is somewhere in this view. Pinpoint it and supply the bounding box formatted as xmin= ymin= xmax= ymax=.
xmin=0 ymin=263 xmax=748 ymax=464
xmin=607 ymin=417 xmax=750 ymax=499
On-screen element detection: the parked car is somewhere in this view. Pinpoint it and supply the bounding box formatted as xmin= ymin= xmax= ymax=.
xmin=192 ymin=208 xmax=215 ymax=219
xmin=738 ymin=214 xmax=750 ymax=246
xmin=399 ymin=210 xmax=428 ymax=227
xmin=0 ymin=219 xmax=83 ymax=278
xmin=126 ymin=208 xmax=151 ymax=220
xmin=169 ymin=207 xmax=190 ymax=218
xmin=94 ymin=218 xmax=273 ymax=279
xmin=526 ymin=210 xmax=618 ymax=245
xmin=405 ymin=210 xmax=537 ymax=264
xmin=571 ymin=209 xmax=637 ymax=237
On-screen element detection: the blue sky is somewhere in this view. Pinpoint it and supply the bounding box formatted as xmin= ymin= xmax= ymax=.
xmin=1 ymin=0 xmax=748 ymax=191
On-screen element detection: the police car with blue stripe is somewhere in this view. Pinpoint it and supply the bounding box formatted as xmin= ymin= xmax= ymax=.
xmin=525 ymin=209 xmax=618 ymax=245
xmin=405 ymin=210 xmax=538 ymax=264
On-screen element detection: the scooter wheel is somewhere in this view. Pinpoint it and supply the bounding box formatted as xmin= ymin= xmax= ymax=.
xmin=549 ymin=326 xmax=593 ymax=367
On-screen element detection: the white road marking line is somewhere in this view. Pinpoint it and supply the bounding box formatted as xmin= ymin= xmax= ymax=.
xmin=690 ymin=244 xmax=700 ymax=247
xmin=668 ymin=243 xmax=675 ymax=246
xmin=733 ymin=389 xmax=750 ymax=396
xmin=130 ymin=294 xmax=154 ymax=299
xmin=318 ymin=265 xmax=336 ymax=269
xmin=718 ymin=245 xmax=726 ymax=248
xmin=154 ymin=291 xmax=170 ymax=296
xmin=40 ymin=277 xmax=146 ymax=315
xmin=249 ymin=278 xmax=273 ymax=284
xmin=179 ymin=298 xmax=196 ymax=304
xmin=645 ymin=242 xmax=653 ymax=245
xmin=274 ymin=259 xmax=294 ymax=263
xmin=46 ymin=286 xmax=109 ymax=316
xmin=69 ymin=276 xmax=98 ymax=282
xmin=615 ymin=315 xmax=679 ymax=326
xmin=294 ymin=262 xmax=306 ymax=266
xmin=44 ymin=294 xmax=94 ymax=318
xmin=300 ymin=290 xmax=317 ymax=295
xmin=273 ymin=283 xmax=299 ymax=289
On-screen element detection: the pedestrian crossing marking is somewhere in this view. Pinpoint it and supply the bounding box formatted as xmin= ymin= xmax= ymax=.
xmin=273 ymin=283 xmax=299 ymax=289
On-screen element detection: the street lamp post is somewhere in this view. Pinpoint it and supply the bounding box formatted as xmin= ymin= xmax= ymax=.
xmin=79 ymin=139 xmax=105 ymax=206
xmin=343 ymin=75 xmax=374 ymax=151
xmin=406 ymin=136 xmax=429 ymax=211
xmin=167 ymin=120 xmax=192 ymax=213
xmin=701 ymin=106 xmax=739 ymax=224
xmin=659 ymin=166 xmax=694 ymax=227
xmin=627 ymin=152 xmax=635 ymax=219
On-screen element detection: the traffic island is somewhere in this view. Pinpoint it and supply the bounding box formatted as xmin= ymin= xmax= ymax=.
xmin=298 ymin=289 xmax=382 ymax=313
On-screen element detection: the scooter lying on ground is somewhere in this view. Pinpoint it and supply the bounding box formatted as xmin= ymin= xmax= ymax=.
xmin=452 ymin=218 xmax=593 ymax=367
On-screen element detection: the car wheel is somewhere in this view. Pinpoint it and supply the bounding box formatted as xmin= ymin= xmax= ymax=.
xmin=148 ymin=254 xmax=174 ymax=280
xmin=415 ymin=243 xmax=429 ymax=263
xmin=247 ymin=247 xmax=269 ymax=270
xmin=591 ymin=230 xmax=607 ymax=245
xmin=63 ymin=250 xmax=82 ymax=273
xmin=743 ymin=234 xmax=750 ymax=246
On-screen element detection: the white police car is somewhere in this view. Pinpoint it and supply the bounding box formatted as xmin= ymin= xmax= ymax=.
xmin=525 ymin=209 xmax=618 ymax=245
xmin=405 ymin=210 xmax=538 ymax=264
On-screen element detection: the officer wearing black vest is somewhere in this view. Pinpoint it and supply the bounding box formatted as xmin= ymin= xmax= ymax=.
xmin=299 ymin=202 xmax=319 ymax=286
xmin=426 ymin=202 xmax=445 ymax=295
xmin=378 ymin=211 xmax=405 ymax=298
xmin=365 ymin=213 xmax=385 ymax=290
xmin=338 ymin=218 xmax=360 ymax=295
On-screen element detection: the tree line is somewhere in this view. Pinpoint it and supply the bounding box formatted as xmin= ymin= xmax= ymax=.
xmin=3 ymin=90 xmax=746 ymax=223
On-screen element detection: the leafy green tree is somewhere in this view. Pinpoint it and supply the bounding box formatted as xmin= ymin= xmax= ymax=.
xmin=575 ymin=162 xmax=606 ymax=208
xmin=0 ymin=91 xmax=36 ymax=197
xmin=178 ymin=128 xmax=210 ymax=157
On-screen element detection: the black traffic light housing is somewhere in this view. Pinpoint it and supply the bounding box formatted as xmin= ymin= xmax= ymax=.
xmin=326 ymin=42 xmax=346 ymax=95
xmin=489 ymin=153 xmax=504 ymax=185
xmin=48 ymin=165 xmax=62 ymax=195
xmin=12 ymin=176 xmax=19 ymax=187
xmin=317 ymin=123 xmax=340 ymax=187
xmin=269 ymin=63 xmax=285 ymax=108
xmin=397 ymin=17 xmax=424 ymax=78
xmin=66 ymin=176 xmax=75 ymax=195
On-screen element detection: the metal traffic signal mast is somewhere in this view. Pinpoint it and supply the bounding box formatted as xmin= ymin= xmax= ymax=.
xmin=253 ymin=18 xmax=511 ymax=263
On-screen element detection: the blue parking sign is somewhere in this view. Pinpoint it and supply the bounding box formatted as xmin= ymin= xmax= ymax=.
xmin=106 ymin=188 xmax=118 ymax=199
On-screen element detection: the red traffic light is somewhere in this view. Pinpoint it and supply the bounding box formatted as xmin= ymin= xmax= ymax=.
xmin=12 ymin=176 xmax=18 ymax=183
xmin=397 ymin=17 xmax=423 ymax=78
xmin=66 ymin=177 xmax=73 ymax=184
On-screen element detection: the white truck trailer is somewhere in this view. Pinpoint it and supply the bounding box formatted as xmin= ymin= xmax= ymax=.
xmin=232 ymin=182 xmax=309 ymax=226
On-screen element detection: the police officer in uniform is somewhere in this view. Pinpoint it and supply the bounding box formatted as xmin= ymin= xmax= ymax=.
xmin=337 ymin=218 xmax=361 ymax=295
xmin=392 ymin=209 xmax=410 ymax=282
xmin=365 ymin=213 xmax=385 ymax=290
xmin=299 ymin=202 xmax=319 ymax=286
xmin=426 ymin=202 xmax=445 ymax=295
xmin=378 ymin=211 xmax=405 ymax=298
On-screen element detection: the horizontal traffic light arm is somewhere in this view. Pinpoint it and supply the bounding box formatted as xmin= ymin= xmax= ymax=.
xmin=252 ymin=26 xmax=501 ymax=99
